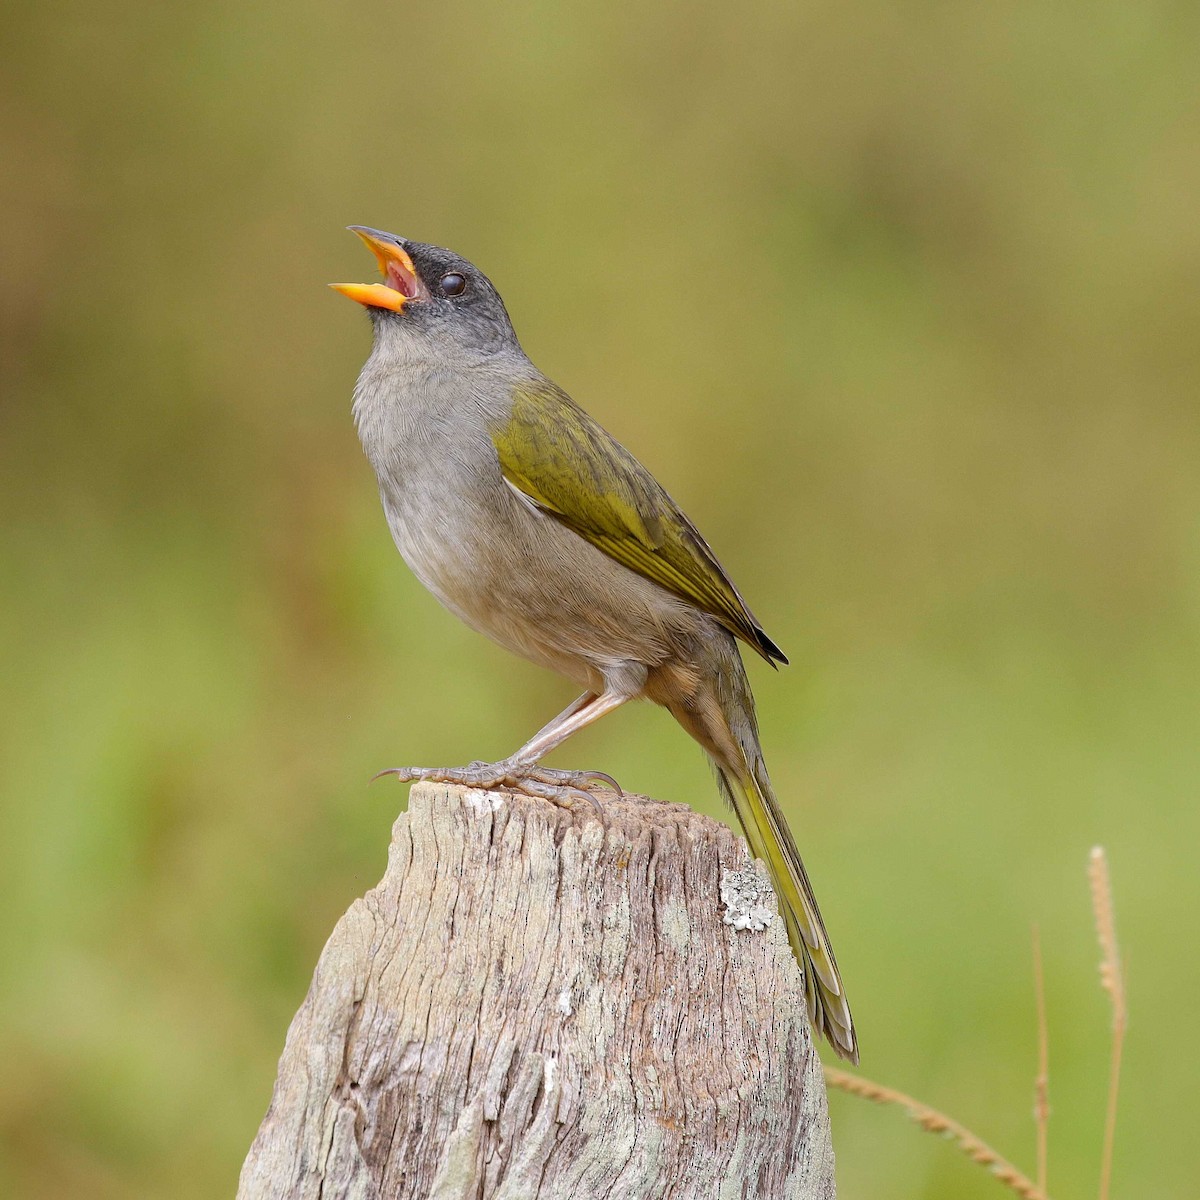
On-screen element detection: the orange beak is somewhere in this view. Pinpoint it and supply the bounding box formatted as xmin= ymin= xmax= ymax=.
xmin=330 ymin=227 xmax=426 ymax=312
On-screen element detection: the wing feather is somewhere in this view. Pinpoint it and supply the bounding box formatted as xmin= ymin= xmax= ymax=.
xmin=492 ymin=379 xmax=786 ymax=665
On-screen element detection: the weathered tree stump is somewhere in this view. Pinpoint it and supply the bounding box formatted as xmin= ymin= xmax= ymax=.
xmin=238 ymin=781 xmax=835 ymax=1199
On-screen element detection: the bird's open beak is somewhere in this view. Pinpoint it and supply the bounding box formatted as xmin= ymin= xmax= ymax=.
xmin=330 ymin=226 xmax=428 ymax=311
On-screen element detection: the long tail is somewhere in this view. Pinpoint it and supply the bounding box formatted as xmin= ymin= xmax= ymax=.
xmin=652 ymin=640 xmax=858 ymax=1060
xmin=713 ymin=755 xmax=858 ymax=1061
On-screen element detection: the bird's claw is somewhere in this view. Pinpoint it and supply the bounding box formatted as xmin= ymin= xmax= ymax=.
xmin=370 ymin=761 xmax=620 ymax=813
xmin=580 ymin=769 xmax=623 ymax=797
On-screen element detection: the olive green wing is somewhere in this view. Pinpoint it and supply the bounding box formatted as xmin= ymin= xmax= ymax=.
xmin=492 ymin=379 xmax=786 ymax=665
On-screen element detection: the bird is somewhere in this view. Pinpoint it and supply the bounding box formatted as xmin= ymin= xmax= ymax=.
xmin=331 ymin=226 xmax=857 ymax=1062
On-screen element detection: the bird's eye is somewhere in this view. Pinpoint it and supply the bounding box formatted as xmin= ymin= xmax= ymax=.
xmin=440 ymin=272 xmax=467 ymax=297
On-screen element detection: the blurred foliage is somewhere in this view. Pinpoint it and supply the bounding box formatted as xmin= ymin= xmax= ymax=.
xmin=2 ymin=0 xmax=1198 ymax=1196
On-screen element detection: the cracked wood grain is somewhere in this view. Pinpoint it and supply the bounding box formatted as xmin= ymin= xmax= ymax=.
xmin=237 ymin=782 xmax=835 ymax=1199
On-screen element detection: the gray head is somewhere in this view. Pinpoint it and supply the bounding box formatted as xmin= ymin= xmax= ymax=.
xmin=332 ymin=226 xmax=520 ymax=364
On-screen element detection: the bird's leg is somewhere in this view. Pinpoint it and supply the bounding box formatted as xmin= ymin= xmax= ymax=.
xmin=374 ymin=689 xmax=630 ymax=807
xmin=519 ymin=691 xmax=598 ymax=747
xmin=505 ymin=690 xmax=625 ymax=768
xmin=485 ymin=689 xmax=628 ymax=798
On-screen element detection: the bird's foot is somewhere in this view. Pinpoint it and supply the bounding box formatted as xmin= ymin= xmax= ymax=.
xmin=371 ymin=760 xmax=622 ymax=812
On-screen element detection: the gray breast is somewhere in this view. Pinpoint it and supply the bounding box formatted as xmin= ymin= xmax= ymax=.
xmin=351 ymin=348 xmax=697 ymax=679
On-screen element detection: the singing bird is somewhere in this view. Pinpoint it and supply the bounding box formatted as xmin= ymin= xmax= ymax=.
xmin=332 ymin=227 xmax=857 ymax=1061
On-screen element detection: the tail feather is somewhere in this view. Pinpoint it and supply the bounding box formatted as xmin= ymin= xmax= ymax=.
xmin=652 ymin=638 xmax=857 ymax=1060
xmin=714 ymin=759 xmax=859 ymax=1063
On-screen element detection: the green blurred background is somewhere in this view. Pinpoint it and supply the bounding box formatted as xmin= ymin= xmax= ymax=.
xmin=2 ymin=0 xmax=1196 ymax=1195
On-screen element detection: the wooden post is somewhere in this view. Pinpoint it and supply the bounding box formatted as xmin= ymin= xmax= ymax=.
xmin=237 ymin=781 xmax=836 ymax=1199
